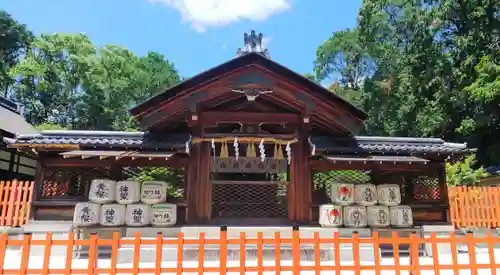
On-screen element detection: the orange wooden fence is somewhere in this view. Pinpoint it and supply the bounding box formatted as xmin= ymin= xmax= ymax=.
xmin=449 ymin=186 xmax=500 ymax=228
xmin=1 ymin=229 xmax=499 ymax=274
xmin=0 ymin=181 xmax=34 ymax=227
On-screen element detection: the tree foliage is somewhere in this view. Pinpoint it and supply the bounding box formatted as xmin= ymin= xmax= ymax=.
xmin=8 ymin=32 xmax=180 ymax=130
xmin=0 ymin=10 xmax=33 ymax=97
xmin=446 ymin=154 xmax=489 ymax=186
xmin=315 ymin=0 xmax=500 ymax=173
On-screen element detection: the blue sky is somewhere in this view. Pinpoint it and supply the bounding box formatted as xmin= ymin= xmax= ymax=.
xmin=1 ymin=0 xmax=361 ymax=81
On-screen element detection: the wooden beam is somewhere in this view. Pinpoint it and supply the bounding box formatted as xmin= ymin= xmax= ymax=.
xmin=202 ymin=111 xmax=299 ymax=125
xmin=44 ymin=155 xmax=188 ymax=168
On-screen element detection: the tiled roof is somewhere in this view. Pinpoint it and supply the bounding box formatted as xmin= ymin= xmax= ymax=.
xmin=311 ymin=136 xmax=470 ymax=155
xmin=3 ymin=130 xmax=190 ymax=149
xmin=0 ymin=105 xmax=37 ymax=136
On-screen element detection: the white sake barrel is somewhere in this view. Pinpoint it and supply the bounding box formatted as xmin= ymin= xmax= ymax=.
xmin=150 ymin=203 xmax=177 ymax=227
xmin=343 ymin=205 xmax=367 ymax=228
xmin=354 ymin=184 xmax=378 ymax=206
xmin=141 ymin=181 xmax=168 ymax=204
xmin=73 ymin=202 xmax=101 ymax=227
xmin=100 ymin=204 xmax=126 ymax=226
xmin=330 ymin=183 xmax=355 ymax=205
xmin=88 ymin=179 xmax=116 ymax=203
xmin=367 ymin=205 xmax=390 ymax=227
xmin=125 ymin=204 xmax=150 ymax=226
xmin=390 ymin=205 xmax=413 ymax=227
xmin=377 ymin=184 xmax=401 ymax=206
xmin=318 ymin=204 xmax=343 ymax=227
xmin=116 ymin=181 xmax=141 ymax=204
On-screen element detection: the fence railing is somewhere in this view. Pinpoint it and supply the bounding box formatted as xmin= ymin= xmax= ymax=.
xmin=0 ymin=181 xmax=33 ymax=227
xmin=1 ymin=229 xmax=499 ymax=274
xmin=448 ymin=186 xmax=500 ymax=229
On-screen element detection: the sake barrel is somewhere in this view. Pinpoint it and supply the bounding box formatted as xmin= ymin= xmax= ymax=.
xmin=377 ymin=184 xmax=401 ymax=206
xmin=343 ymin=205 xmax=367 ymax=228
xmin=88 ymin=179 xmax=116 ymax=203
xmin=354 ymin=184 xmax=378 ymax=206
xmin=390 ymin=205 xmax=413 ymax=227
xmin=116 ymin=181 xmax=141 ymax=204
xmin=141 ymin=181 xmax=168 ymax=204
xmin=100 ymin=204 xmax=126 ymax=226
xmin=150 ymin=203 xmax=177 ymax=227
xmin=318 ymin=204 xmax=343 ymax=228
xmin=73 ymin=202 xmax=101 ymax=227
xmin=330 ymin=183 xmax=355 ymax=205
xmin=367 ymin=205 xmax=390 ymax=228
xmin=125 ymin=204 xmax=150 ymax=226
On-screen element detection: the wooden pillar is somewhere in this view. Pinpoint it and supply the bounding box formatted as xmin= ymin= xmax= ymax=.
xmin=289 ymin=124 xmax=312 ymax=223
xmin=186 ymin=145 xmax=199 ymax=223
xmin=30 ymin=156 xmax=46 ymax=219
xmin=109 ymin=165 xmax=123 ymax=181
xmin=197 ymin=143 xmax=212 ymax=222
xmin=437 ymin=162 xmax=450 ymax=222
xmin=186 ymin=142 xmax=211 ymax=223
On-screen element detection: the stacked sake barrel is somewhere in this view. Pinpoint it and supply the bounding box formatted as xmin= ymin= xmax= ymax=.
xmin=73 ymin=179 xmax=177 ymax=227
xmin=319 ymin=183 xmax=413 ymax=228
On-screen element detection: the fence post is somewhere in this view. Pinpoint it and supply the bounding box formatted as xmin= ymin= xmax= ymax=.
xmin=409 ymin=231 xmax=420 ymax=275
xmin=5 ymin=180 xmax=17 ymax=226
xmin=0 ymin=233 xmax=7 ymax=272
xmin=88 ymin=232 xmax=98 ymax=275
xmin=220 ymin=225 xmax=228 ymax=275
xmin=352 ymin=231 xmax=360 ymax=275
xmin=20 ymin=232 xmax=32 ymax=275
xmin=467 ymin=231 xmax=478 ymax=275
xmin=292 ymin=224 xmax=300 ymax=275
xmin=155 ymin=232 xmax=163 ymax=275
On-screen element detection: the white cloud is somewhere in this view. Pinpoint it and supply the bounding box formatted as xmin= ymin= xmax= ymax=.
xmin=149 ymin=0 xmax=291 ymax=32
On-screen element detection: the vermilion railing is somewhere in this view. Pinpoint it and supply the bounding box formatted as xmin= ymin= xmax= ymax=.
xmin=1 ymin=230 xmax=499 ymax=274
xmin=448 ymin=186 xmax=500 ymax=228
xmin=0 ymin=181 xmax=34 ymax=227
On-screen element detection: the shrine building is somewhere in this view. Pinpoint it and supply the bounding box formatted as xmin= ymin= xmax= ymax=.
xmin=4 ymin=30 xmax=470 ymax=226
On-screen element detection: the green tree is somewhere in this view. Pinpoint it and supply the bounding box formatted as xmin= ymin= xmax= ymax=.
xmin=9 ymin=33 xmax=95 ymax=126
xmin=0 ymin=11 xmax=34 ymax=97
xmin=446 ymin=154 xmax=489 ymax=186
xmin=314 ymin=0 xmax=500 ymax=167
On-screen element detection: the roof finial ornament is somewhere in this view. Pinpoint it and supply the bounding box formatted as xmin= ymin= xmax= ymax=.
xmin=237 ymin=30 xmax=270 ymax=58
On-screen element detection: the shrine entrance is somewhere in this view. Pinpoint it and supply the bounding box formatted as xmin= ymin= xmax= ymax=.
xmin=210 ymin=157 xmax=289 ymax=224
